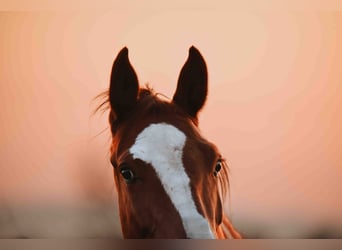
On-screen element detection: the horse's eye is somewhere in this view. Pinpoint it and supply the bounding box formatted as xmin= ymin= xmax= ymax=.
xmin=214 ymin=160 xmax=222 ymax=177
xmin=120 ymin=167 xmax=135 ymax=183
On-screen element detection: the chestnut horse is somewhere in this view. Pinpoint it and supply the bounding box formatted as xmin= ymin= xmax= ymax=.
xmin=104 ymin=46 xmax=241 ymax=239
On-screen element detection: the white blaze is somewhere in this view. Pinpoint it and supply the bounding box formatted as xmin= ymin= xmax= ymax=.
xmin=129 ymin=123 xmax=215 ymax=239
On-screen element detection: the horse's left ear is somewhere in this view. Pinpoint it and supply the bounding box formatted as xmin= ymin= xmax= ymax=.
xmin=172 ymin=46 xmax=208 ymax=120
xmin=109 ymin=47 xmax=139 ymax=120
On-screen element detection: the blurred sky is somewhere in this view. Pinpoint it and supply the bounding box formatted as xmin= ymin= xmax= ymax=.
xmin=0 ymin=4 xmax=342 ymax=237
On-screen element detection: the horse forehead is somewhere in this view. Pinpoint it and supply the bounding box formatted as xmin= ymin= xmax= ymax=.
xmin=126 ymin=122 xmax=215 ymax=164
xmin=130 ymin=123 xmax=186 ymax=158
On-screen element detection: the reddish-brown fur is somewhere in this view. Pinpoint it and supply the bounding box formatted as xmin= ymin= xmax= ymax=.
xmin=103 ymin=46 xmax=241 ymax=239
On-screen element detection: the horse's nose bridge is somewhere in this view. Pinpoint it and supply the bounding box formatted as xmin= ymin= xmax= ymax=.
xmin=188 ymin=180 xmax=220 ymax=234
xmin=180 ymin=214 xmax=216 ymax=239
xmin=172 ymin=189 xmax=215 ymax=239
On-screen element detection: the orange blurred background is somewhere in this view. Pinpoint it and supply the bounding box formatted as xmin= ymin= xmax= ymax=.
xmin=0 ymin=8 xmax=341 ymax=238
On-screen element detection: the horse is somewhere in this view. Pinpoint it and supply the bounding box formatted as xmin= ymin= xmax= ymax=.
xmin=103 ymin=46 xmax=241 ymax=239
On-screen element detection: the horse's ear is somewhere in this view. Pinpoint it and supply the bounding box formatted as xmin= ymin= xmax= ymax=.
xmin=172 ymin=46 xmax=208 ymax=120
xmin=109 ymin=47 xmax=139 ymax=120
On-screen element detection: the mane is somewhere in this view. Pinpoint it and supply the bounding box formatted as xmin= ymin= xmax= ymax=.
xmin=95 ymin=86 xmax=199 ymax=130
xmin=94 ymin=85 xmax=171 ymax=118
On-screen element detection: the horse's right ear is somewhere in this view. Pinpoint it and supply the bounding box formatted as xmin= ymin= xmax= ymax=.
xmin=172 ymin=46 xmax=208 ymax=121
xmin=109 ymin=47 xmax=139 ymax=120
